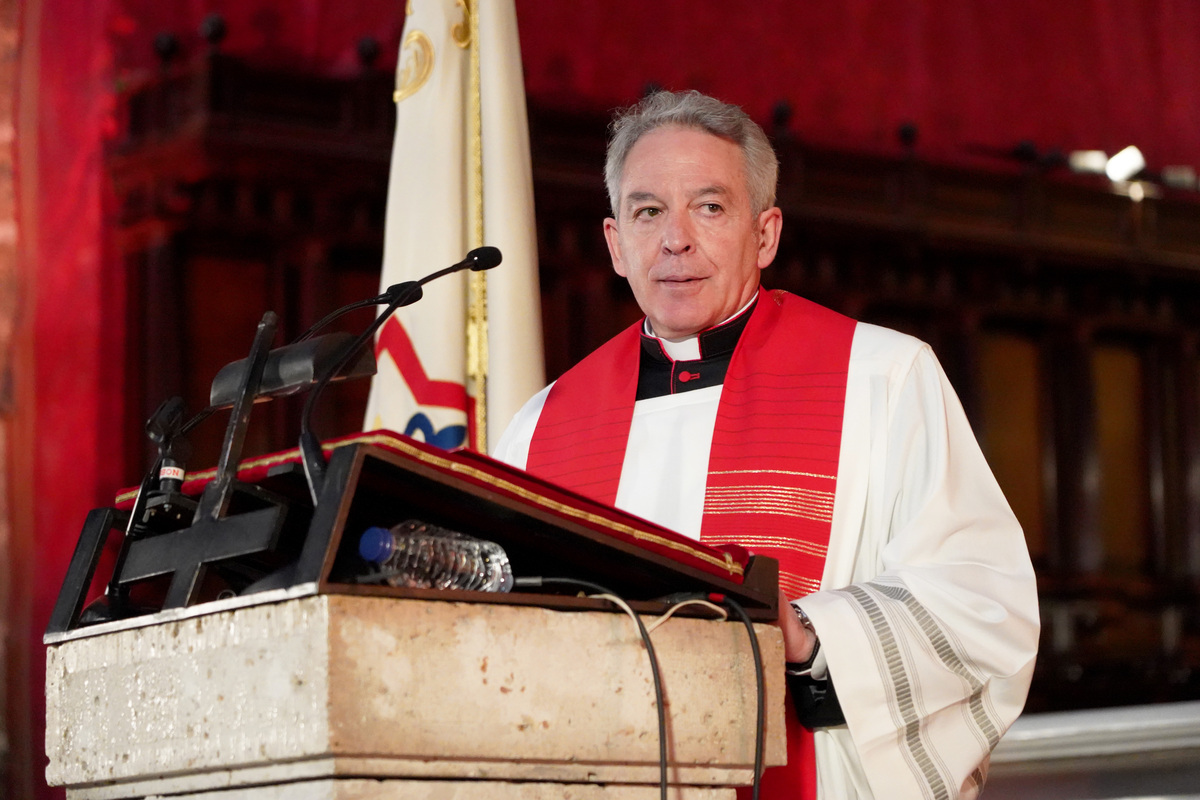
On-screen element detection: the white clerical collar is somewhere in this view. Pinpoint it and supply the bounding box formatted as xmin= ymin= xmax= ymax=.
xmin=643 ymin=296 xmax=758 ymax=361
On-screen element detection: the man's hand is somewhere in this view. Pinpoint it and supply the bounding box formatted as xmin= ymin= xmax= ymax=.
xmin=777 ymin=588 xmax=817 ymax=663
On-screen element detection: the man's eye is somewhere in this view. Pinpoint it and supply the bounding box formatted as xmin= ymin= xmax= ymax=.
xmin=701 ymin=203 xmax=723 ymax=213
xmin=635 ymin=207 xmax=661 ymax=219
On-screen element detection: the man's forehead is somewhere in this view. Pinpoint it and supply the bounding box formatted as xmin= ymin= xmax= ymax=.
xmin=619 ymin=129 xmax=747 ymax=194
xmin=623 ymin=125 xmax=738 ymax=163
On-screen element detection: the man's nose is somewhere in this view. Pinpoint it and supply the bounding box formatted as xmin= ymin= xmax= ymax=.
xmin=661 ymin=213 xmax=694 ymax=255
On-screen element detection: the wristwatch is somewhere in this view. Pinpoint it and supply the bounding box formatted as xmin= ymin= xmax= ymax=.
xmin=786 ymin=601 xmax=820 ymax=677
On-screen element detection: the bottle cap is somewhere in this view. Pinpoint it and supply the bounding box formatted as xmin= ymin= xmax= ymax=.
xmin=358 ymin=526 xmax=394 ymax=563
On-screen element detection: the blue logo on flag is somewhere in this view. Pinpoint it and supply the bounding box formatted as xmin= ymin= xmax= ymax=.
xmin=404 ymin=413 xmax=467 ymax=449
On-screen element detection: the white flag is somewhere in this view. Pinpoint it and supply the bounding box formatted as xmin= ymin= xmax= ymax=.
xmin=363 ymin=0 xmax=543 ymax=453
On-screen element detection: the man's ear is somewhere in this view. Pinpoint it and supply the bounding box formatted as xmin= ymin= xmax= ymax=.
xmin=604 ymin=217 xmax=627 ymax=277
xmin=756 ymin=206 xmax=783 ymax=270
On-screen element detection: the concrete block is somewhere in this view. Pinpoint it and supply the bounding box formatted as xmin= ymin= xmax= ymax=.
xmin=128 ymin=777 xmax=736 ymax=800
xmin=47 ymin=595 xmax=785 ymax=797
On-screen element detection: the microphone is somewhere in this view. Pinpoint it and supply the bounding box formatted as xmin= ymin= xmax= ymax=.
xmin=466 ymin=245 xmax=503 ymax=271
xmin=296 ymin=246 xmax=503 ymax=343
xmin=297 ymin=246 xmax=503 ymax=502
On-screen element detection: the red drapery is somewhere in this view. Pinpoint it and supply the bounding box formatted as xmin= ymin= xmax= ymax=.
xmin=517 ymin=0 xmax=1200 ymax=169
xmin=103 ymin=0 xmax=1200 ymax=168
xmin=19 ymin=4 xmax=120 ymax=799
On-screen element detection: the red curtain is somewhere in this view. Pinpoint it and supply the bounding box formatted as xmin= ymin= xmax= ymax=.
xmin=102 ymin=0 xmax=1200 ymax=168
xmin=515 ymin=0 xmax=1200 ymax=169
xmin=20 ymin=3 xmax=119 ymax=798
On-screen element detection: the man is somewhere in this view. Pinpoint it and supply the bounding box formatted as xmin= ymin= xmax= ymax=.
xmin=494 ymin=90 xmax=1039 ymax=800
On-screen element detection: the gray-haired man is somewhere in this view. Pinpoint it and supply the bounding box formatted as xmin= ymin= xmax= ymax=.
xmin=496 ymin=90 xmax=1038 ymax=800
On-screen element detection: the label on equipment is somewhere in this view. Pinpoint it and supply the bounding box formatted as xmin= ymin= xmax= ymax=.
xmin=159 ymin=466 xmax=185 ymax=482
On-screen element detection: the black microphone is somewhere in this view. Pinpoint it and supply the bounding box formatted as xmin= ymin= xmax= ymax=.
xmin=297 ymin=246 xmax=503 ymax=503
xmin=465 ymin=245 xmax=503 ymax=270
xmin=296 ymin=246 xmax=503 ymax=343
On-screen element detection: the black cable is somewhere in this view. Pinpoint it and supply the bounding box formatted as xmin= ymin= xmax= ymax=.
xmin=166 ymin=285 xmax=404 ymax=446
xmin=721 ymin=595 xmax=766 ymax=800
xmin=178 ymin=405 xmax=216 ymax=438
xmin=122 ymin=456 xmax=161 ymax=540
xmin=298 ymin=246 xmax=501 ymax=447
xmin=515 ymin=576 xmax=668 ymax=800
xmin=293 ymin=292 xmax=393 ymax=343
xmin=300 ymin=281 xmax=423 ymax=441
xmin=296 ymin=282 xmax=424 ymax=500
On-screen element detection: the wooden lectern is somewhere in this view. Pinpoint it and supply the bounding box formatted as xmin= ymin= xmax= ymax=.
xmin=45 ymin=433 xmax=787 ymax=799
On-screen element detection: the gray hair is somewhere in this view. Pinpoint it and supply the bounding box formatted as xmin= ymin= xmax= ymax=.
xmin=604 ymin=90 xmax=779 ymax=216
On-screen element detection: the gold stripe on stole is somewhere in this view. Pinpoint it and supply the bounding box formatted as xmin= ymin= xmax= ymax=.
xmin=703 ymin=484 xmax=836 ymax=523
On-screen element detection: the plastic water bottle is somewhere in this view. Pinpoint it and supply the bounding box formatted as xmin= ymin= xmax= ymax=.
xmin=358 ymin=520 xmax=514 ymax=593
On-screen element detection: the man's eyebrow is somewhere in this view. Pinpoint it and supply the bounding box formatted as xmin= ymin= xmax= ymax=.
xmin=623 ymin=186 xmax=730 ymax=206
xmin=623 ymin=191 xmax=659 ymax=205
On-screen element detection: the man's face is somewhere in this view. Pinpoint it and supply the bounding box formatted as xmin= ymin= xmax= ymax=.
xmin=604 ymin=126 xmax=782 ymax=340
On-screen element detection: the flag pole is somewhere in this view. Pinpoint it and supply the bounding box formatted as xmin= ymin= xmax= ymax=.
xmin=464 ymin=0 xmax=488 ymax=452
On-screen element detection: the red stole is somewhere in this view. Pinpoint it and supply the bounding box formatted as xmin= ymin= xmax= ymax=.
xmin=527 ymin=288 xmax=856 ymax=596
xmin=526 ymin=288 xmax=856 ymax=800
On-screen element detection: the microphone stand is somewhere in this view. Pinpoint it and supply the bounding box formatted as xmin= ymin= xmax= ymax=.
xmin=195 ymin=311 xmax=279 ymax=522
xmin=47 ymin=248 xmax=503 ymax=631
xmin=298 ymin=246 xmax=502 ymax=504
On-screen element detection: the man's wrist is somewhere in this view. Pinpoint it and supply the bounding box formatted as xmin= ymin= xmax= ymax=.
xmin=785 ymin=601 xmax=821 ymax=676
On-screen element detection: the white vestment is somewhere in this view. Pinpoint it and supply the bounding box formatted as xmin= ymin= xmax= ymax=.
xmin=493 ymin=321 xmax=1040 ymax=800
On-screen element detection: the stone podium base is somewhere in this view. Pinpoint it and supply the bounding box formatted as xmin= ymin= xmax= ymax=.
xmin=47 ymin=595 xmax=785 ymax=799
xmin=129 ymin=778 xmax=733 ymax=800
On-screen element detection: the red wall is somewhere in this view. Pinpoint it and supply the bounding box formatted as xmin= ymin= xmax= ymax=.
xmin=516 ymin=0 xmax=1200 ymax=170
xmin=105 ymin=0 xmax=1200 ymax=168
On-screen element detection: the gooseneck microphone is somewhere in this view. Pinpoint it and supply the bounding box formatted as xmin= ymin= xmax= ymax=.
xmin=298 ymin=246 xmax=504 ymax=502
xmin=296 ymin=246 xmax=503 ymax=343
